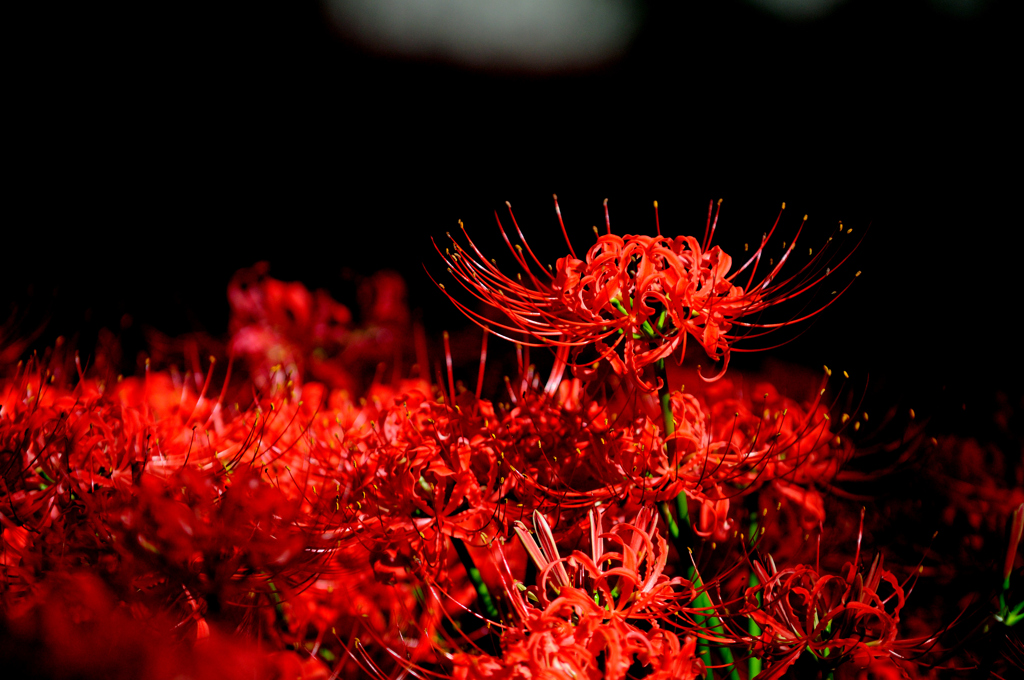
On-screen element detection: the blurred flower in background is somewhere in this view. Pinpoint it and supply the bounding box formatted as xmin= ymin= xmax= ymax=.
xmin=322 ymin=0 xmax=643 ymax=71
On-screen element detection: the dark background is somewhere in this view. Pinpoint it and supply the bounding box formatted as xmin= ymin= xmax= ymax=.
xmin=7 ymin=1 xmax=1018 ymax=425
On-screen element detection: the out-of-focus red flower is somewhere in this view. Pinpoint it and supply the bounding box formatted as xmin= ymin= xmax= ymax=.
xmin=929 ymin=433 xmax=1024 ymax=558
xmin=227 ymin=263 xmax=416 ymax=394
xmin=228 ymin=262 xmax=354 ymax=390
xmin=746 ymin=511 xmax=931 ymax=679
xmin=1006 ymin=503 xmax=1024 ymax=587
xmin=0 ymin=570 xmax=330 ymax=680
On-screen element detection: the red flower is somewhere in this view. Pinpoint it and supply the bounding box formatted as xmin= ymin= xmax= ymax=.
xmin=435 ymin=199 xmax=856 ymax=390
xmin=227 ymin=263 xmax=416 ymax=393
xmin=746 ymin=510 xmax=933 ymax=679
xmin=450 ymin=507 xmax=705 ymax=680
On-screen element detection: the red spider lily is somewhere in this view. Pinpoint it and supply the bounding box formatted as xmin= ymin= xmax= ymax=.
xmin=674 ymin=375 xmax=854 ymax=540
xmin=228 ymin=262 xmax=352 ymax=388
xmin=434 ymin=199 xmax=858 ymax=390
xmin=479 ymin=365 xmax=850 ymax=545
xmin=448 ymin=507 xmax=706 ymax=680
xmin=929 ymin=434 xmax=1024 ymax=543
xmin=228 ymin=263 xmax=415 ymax=393
xmin=746 ymin=510 xmax=932 ymax=679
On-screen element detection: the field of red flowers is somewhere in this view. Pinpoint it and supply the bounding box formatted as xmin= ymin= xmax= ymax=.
xmin=1 ymin=200 xmax=1020 ymax=679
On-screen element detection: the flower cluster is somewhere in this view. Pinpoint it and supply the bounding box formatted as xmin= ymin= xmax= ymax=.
xmin=1 ymin=200 xmax=1018 ymax=679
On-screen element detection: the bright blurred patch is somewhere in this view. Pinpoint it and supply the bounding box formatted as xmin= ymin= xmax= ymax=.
xmin=322 ymin=0 xmax=642 ymax=71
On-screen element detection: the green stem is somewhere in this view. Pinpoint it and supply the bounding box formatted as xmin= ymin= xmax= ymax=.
xmin=657 ymin=355 xmax=683 ymax=542
xmin=698 ymin=641 xmax=714 ymax=680
xmin=691 ymin=570 xmax=740 ymax=680
xmin=660 ymin=500 xmax=681 ymax=542
xmin=1002 ymin=598 xmax=1024 ymax=626
xmin=657 ymin=359 xmax=674 ymax=438
xmin=682 ymin=576 xmax=714 ymax=680
xmin=610 ymin=297 xmax=657 ymax=339
xmin=748 ymin=509 xmax=763 ymax=679
xmin=677 ymin=491 xmax=691 ymax=533
xmin=653 ymin=355 xmax=690 ymax=566
xmin=452 ymin=536 xmax=500 ymax=622
xmin=655 ymin=356 xmax=737 ymax=680
xmin=697 ymin=640 xmax=714 ymax=680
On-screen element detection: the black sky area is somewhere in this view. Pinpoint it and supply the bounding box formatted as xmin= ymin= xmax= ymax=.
xmin=7 ymin=1 xmax=1018 ymax=424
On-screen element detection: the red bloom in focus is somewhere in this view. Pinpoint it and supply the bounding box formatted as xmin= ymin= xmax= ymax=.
xmin=450 ymin=507 xmax=704 ymax=680
xmin=435 ymin=198 xmax=857 ymax=390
